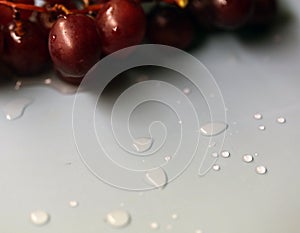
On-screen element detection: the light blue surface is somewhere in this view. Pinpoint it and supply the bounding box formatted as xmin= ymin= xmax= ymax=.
xmin=0 ymin=0 xmax=300 ymax=232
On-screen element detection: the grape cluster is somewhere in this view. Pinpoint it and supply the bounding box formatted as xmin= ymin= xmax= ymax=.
xmin=0 ymin=0 xmax=278 ymax=84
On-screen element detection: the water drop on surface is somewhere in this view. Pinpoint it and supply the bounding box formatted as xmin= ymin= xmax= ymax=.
xmin=164 ymin=156 xmax=172 ymax=162
xmin=254 ymin=113 xmax=263 ymax=120
xmin=145 ymin=167 xmax=168 ymax=189
xmin=105 ymin=210 xmax=130 ymax=228
xmin=3 ymin=98 xmax=32 ymax=120
xmin=258 ymin=125 xmax=266 ymax=131
xmin=200 ymin=122 xmax=228 ymax=136
xmin=256 ymin=166 xmax=267 ymax=175
xmin=243 ymin=154 xmax=254 ymax=163
xmin=212 ymin=164 xmax=220 ymax=171
xmin=277 ymin=117 xmax=286 ymax=124
xmin=69 ymin=201 xmax=78 ymax=208
xmin=221 ymin=151 xmax=230 ymax=158
xmin=171 ymin=213 xmax=179 ymax=220
xmin=150 ymin=222 xmax=160 ymax=230
xmin=133 ymin=137 xmax=153 ymax=153
xmin=254 ymin=152 xmax=259 ymax=156
xmin=30 ymin=210 xmax=50 ymax=226
xmin=183 ymin=87 xmax=191 ymax=95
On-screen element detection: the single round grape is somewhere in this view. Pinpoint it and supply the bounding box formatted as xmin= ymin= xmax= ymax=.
xmin=0 ymin=0 xmax=34 ymax=26
xmin=212 ymin=0 xmax=255 ymax=29
xmin=95 ymin=0 xmax=146 ymax=54
xmin=49 ymin=14 xmax=102 ymax=79
xmin=147 ymin=6 xmax=195 ymax=50
xmin=249 ymin=0 xmax=278 ymax=25
xmin=187 ymin=0 xmax=213 ymax=29
xmin=1 ymin=20 xmax=50 ymax=75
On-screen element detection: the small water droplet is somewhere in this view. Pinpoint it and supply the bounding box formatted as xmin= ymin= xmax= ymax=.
xmin=171 ymin=213 xmax=179 ymax=220
xmin=200 ymin=122 xmax=228 ymax=136
xmin=145 ymin=167 xmax=168 ymax=189
xmin=243 ymin=154 xmax=254 ymax=163
xmin=51 ymin=35 xmax=56 ymax=42
xmin=3 ymin=98 xmax=32 ymax=120
xmin=221 ymin=151 xmax=230 ymax=158
xmin=277 ymin=117 xmax=286 ymax=124
xmin=211 ymin=152 xmax=219 ymax=158
xmin=254 ymin=113 xmax=263 ymax=120
xmin=258 ymin=125 xmax=266 ymax=131
xmin=195 ymin=229 xmax=203 ymax=233
xmin=69 ymin=201 xmax=78 ymax=208
xmin=133 ymin=137 xmax=153 ymax=153
xmin=105 ymin=210 xmax=130 ymax=228
xmin=44 ymin=78 xmax=52 ymax=84
xmin=29 ymin=210 xmax=50 ymax=226
xmin=254 ymin=152 xmax=259 ymax=156
xmin=256 ymin=165 xmax=267 ymax=175
xmin=212 ymin=164 xmax=220 ymax=171
xmin=178 ymin=120 xmax=182 ymax=124
xmin=183 ymin=87 xmax=191 ymax=95
xmin=150 ymin=222 xmax=160 ymax=230
xmin=164 ymin=156 xmax=172 ymax=162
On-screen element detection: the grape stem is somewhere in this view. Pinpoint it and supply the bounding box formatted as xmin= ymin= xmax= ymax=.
xmin=0 ymin=1 xmax=103 ymax=14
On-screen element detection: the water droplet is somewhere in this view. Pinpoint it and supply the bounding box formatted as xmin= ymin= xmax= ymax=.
xmin=254 ymin=113 xmax=263 ymax=120
xmin=171 ymin=213 xmax=179 ymax=220
xmin=195 ymin=229 xmax=203 ymax=233
xmin=150 ymin=222 xmax=160 ymax=230
xmin=105 ymin=210 xmax=130 ymax=228
xmin=254 ymin=152 xmax=259 ymax=156
xmin=133 ymin=137 xmax=153 ymax=153
xmin=256 ymin=166 xmax=267 ymax=175
xmin=277 ymin=117 xmax=286 ymax=124
xmin=243 ymin=154 xmax=254 ymax=163
xmin=29 ymin=210 xmax=50 ymax=226
xmin=3 ymin=98 xmax=32 ymax=120
xmin=258 ymin=125 xmax=266 ymax=131
xmin=183 ymin=87 xmax=191 ymax=95
xmin=145 ymin=167 xmax=168 ymax=189
xmin=51 ymin=35 xmax=56 ymax=42
xmin=178 ymin=120 xmax=183 ymax=124
xmin=221 ymin=151 xmax=230 ymax=158
xmin=69 ymin=201 xmax=78 ymax=208
xmin=212 ymin=164 xmax=220 ymax=171
xmin=211 ymin=152 xmax=219 ymax=158
xmin=44 ymin=78 xmax=52 ymax=84
xmin=164 ymin=156 xmax=172 ymax=162
xmin=200 ymin=122 xmax=228 ymax=136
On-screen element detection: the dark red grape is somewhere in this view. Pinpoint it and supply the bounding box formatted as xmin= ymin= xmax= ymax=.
xmin=249 ymin=0 xmax=278 ymax=25
xmin=1 ymin=20 xmax=50 ymax=75
xmin=212 ymin=0 xmax=255 ymax=29
xmin=0 ymin=0 xmax=34 ymax=26
xmin=95 ymin=0 xmax=146 ymax=54
xmin=49 ymin=14 xmax=102 ymax=79
xmin=187 ymin=0 xmax=213 ymax=29
xmin=147 ymin=6 xmax=195 ymax=50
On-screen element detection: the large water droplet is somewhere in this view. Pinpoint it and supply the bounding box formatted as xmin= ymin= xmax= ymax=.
xmin=256 ymin=166 xmax=267 ymax=175
xmin=29 ymin=210 xmax=50 ymax=226
xmin=277 ymin=117 xmax=286 ymax=124
xmin=243 ymin=154 xmax=254 ymax=163
xmin=200 ymin=122 xmax=228 ymax=136
xmin=105 ymin=209 xmax=130 ymax=228
xmin=69 ymin=201 xmax=79 ymax=208
xmin=133 ymin=137 xmax=153 ymax=153
xmin=212 ymin=164 xmax=220 ymax=171
xmin=3 ymin=97 xmax=32 ymax=120
xmin=254 ymin=113 xmax=263 ymax=120
xmin=150 ymin=222 xmax=160 ymax=230
xmin=145 ymin=167 xmax=168 ymax=189
xmin=221 ymin=151 xmax=230 ymax=158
